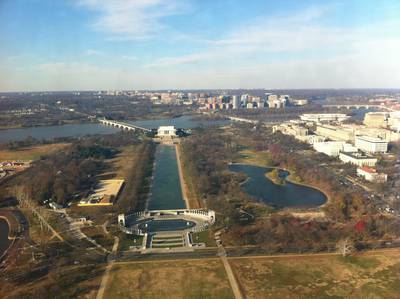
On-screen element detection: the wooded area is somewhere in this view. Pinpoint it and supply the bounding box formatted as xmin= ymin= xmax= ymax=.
xmin=1 ymin=132 xmax=144 ymax=207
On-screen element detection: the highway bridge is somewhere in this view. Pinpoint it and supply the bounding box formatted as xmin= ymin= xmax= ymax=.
xmin=323 ymin=104 xmax=394 ymax=112
xmin=98 ymin=118 xmax=151 ymax=132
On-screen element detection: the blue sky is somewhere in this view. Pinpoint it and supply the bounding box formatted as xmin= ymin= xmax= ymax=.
xmin=0 ymin=0 xmax=399 ymax=91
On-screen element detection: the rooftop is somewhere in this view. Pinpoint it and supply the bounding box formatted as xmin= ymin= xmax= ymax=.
xmin=340 ymin=152 xmax=376 ymax=159
xmin=356 ymin=135 xmax=387 ymax=143
xmin=158 ymin=126 xmax=176 ymax=130
xmin=358 ymin=166 xmax=377 ymax=173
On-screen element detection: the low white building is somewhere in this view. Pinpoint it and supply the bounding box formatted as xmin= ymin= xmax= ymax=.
xmin=357 ymin=167 xmax=387 ymax=183
xmin=355 ymin=136 xmax=388 ymax=154
xmin=313 ymin=141 xmax=345 ymax=157
xmin=272 ymin=123 xmax=308 ymax=136
xmin=300 ymin=113 xmax=350 ymax=123
xmin=296 ymin=134 xmax=326 ymax=145
xmin=316 ymin=124 xmax=355 ymax=142
xmin=339 ymin=152 xmax=377 ymax=167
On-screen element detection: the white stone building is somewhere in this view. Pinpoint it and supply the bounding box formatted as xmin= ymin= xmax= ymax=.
xmin=313 ymin=141 xmax=346 ymax=157
xmin=157 ymin=126 xmax=177 ymax=137
xmin=357 ymin=167 xmax=387 ymax=183
xmin=300 ymin=113 xmax=350 ymax=123
xmin=339 ymin=152 xmax=377 ymax=167
xmin=355 ymin=136 xmax=388 ymax=154
xmin=316 ymin=124 xmax=355 ymax=142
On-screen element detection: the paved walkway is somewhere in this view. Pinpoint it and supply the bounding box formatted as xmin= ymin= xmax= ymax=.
xmin=215 ymin=232 xmax=244 ymax=299
xmin=96 ymin=236 xmax=119 ymax=299
xmin=114 ymin=247 xmax=400 ymax=266
xmin=175 ymin=144 xmax=190 ymax=209
xmin=19 ymin=200 xmax=64 ymax=242
xmin=220 ymin=252 xmax=244 ymax=299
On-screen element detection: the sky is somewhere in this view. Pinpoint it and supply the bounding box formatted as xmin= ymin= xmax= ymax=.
xmin=0 ymin=0 xmax=400 ymax=91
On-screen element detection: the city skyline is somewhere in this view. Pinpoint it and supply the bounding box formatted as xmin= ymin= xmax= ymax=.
xmin=1 ymin=0 xmax=400 ymax=91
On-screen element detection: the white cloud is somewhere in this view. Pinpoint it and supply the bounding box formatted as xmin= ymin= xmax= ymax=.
xmin=145 ymin=3 xmax=400 ymax=91
xmin=144 ymin=53 xmax=204 ymax=67
xmin=121 ymin=55 xmax=138 ymax=61
xmin=84 ymin=49 xmax=103 ymax=56
xmin=76 ymin=0 xmax=191 ymax=40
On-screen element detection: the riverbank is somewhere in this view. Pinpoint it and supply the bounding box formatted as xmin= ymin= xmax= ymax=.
xmin=264 ymin=170 xmax=285 ymax=186
xmin=0 ymin=120 xmax=91 ymax=131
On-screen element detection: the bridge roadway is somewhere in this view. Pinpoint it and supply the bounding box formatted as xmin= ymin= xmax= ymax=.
xmin=98 ymin=118 xmax=151 ymax=132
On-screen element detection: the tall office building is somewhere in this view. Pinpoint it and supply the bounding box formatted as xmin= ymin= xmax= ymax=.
xmin=241 ymin=94 xmax=249 ymax=106
xmin=232 ymin=95 xmax=240 ymax=109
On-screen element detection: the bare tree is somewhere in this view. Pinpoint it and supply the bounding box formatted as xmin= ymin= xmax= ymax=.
xmin=336 ymin=238 xmax=354 ymax=257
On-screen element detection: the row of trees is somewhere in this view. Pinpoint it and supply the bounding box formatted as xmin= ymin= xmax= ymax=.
xmin=116 ymin=141 xmax=155 ymax=213
xmin=181 ymin=128 xmax=249 ymax=225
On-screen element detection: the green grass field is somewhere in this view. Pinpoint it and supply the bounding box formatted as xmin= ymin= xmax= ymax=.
xmin=0 ymin=143 xmax=69 ymax=161
xmin=233 ymin=149 xmax=273 ymax=167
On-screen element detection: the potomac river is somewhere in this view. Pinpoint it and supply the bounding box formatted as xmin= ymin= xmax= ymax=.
xmin=0 ymin=115 xmax=230 ymax=143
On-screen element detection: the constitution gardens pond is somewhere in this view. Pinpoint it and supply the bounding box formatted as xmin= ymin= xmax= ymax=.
xmin=229 ymin=164 xmax=327 ymax=209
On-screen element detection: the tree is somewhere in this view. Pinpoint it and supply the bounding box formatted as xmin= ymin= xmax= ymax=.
xmin=336 ymin=238 xmax=355 ymax=257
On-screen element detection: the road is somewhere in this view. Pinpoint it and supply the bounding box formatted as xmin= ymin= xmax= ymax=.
xmin=114 ymin=247 xmax=400 ymax=265
xmin=346 ymin=175 xmax=372 ymax=192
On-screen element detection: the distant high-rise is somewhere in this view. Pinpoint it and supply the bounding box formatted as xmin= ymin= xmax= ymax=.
xmin=232 ymin=95 xmax=240 ymax=109
xmin=267 ymin=94 xmax=287 ymax=109
xmin=241 ymin=94 xmax=249 ymax=106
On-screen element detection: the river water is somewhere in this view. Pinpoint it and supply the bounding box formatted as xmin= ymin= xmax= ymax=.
xmin=126 ymin=115 xmax=230 ymax=129
xmin=229 ymin=164 xmax=327 ymax=208
xmin=0 ymin=115 xmax=230 ymax=143
xmin=349 ymin=107 xmax=379 ymax=121
xmin=147 ymin=145 xmax=186 ymax=210
xmin=0 ymin=218 xmax=11 ymax=258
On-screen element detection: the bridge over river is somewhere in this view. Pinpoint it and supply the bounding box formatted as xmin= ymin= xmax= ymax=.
xmin=323 ymin=104 xmax=394 ymax=112
xmin=98 ymin=118 xmax=151 ymax=132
